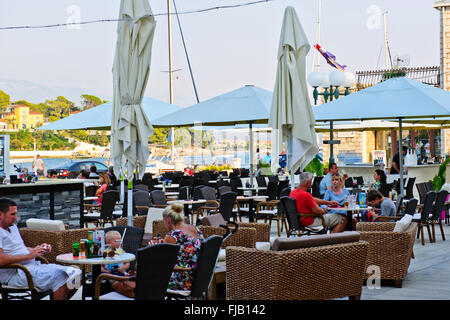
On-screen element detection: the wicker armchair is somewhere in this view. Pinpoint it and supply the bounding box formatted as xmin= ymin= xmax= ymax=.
xmin=0 ymin=256 xmax=54 ymax=300
xmin=151 ymin=220 xmax=257 ymax=249
xmin=19 ymin=227 xmax=99 ymax=264
xmin=356 ymin=221 xmax=418 ymax=288
xmin=225 ymin=233 xmax=369 ymax=300
xmin=116 ymin=216 xmax=147 ymax=229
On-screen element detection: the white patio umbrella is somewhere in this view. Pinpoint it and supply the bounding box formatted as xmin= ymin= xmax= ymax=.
xmin=111 ymin=0 xmax=156 ymax=226
xmin=269 ymin=6 xmax=318 ymax=189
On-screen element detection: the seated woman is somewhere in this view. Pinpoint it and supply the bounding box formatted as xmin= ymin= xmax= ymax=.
xmin=151 ymin=202 xmax=204 ymax=291
xmin=94 ymin=173 xmax=110 ymax=205
xmin=369 ymin=169 xmax=389 ymax=197
xmin=321 ymin=174 xmax=349 ymax=233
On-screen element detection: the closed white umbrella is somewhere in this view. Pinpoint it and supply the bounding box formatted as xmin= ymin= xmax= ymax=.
xmin=111 ymin=0 xmax=156 ymax=225
xmin=269 ymin=6 xmax=318 ymax=189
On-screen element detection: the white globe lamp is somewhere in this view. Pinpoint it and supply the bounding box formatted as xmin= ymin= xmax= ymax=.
xmin=307 ymin=72 xmax=324 ymax=88
xmin=329 ymin=70 xmax=345 ymax=87
xmin=342 ymin=71 xmax=356 ymax=88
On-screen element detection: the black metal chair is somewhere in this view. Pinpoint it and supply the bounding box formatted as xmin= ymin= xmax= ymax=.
xmin=268 ymin=175 xmax=279 ymax=183
xmin=218 ymin=191 xmax=238 ymax=222
xmin=395 ymin=195 xmax=404 ymax=214
xmin=256 ymin=175 xmax=267 ymax=188
xmin=166 ymin=235 xmax=223 ymax=300
xmin=354 ymin=176 xmax=364 ymax=187
xmin=416 ymin=182 xmax=428 ymax=204
xmin=103 ymin=226 xmax=144 ymax=271
xmin=95 ymin=243 xmax=180 ymax=300
xmin=280 ymin=196 xmax=326 ymax=236
xmin=134 ymin=184 xmax=149 ymax=192
xmin=179 ymin=177 xmax=194 ymax=188
xmin=83 ymin=190 xmax=120 ymax=227
xmin=429 ymin=190 xmax=448 ymax=242
xmin=344 ymin=177 xmax=354 ymax=188
xmin=280 ymin=196 xmax=302 ymax=237
xmin=133 ymin=190 xmax=151 ymax=215
xmin=230 ymin=177 xmax=243 ymax=196
xmin=194 ymin=187 xmax=220 ymax=222
xmin=404 ymin=177 xmax=416 ymax=200
xmin=404 ymin=198 xmax=418 ymax=215
xmin=413 ymin=190 xmax=436 ymax=245
xmin=277 ymin=180 xmax=289 ymax=199
xmin=84 ymin=185 xmax=98 ymax=204
xmin=218 ymin=186 xmax=232 ymax=198
xmin=150 ymin=190 xmax=168 ymax=208
xmin=178 ymin=186 xmax=190 ymax=200
xmin=311 ymin=176 xmax=324 ymax=198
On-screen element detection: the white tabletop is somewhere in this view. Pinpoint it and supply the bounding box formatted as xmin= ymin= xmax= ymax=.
xmin=167 ymin=199 xmax=207 ymax=205
xmin=56 ymin=252 xmax=135 ymax=265
xmin=327 ymin=206 xmax=372 ymax=211
xmin=84 ymin=196 xmax=99 ymax=201
xmin=237 ymin=195 xmax=269 ymax=200
xmin=164 ymin=192 xmax=179 ymax=196
xmin=154 ymin=184 xmax=179 ymax=189
xmin=238 ymin=187 xmax=267 ymax=190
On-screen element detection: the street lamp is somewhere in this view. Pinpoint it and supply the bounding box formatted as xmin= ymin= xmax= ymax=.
xmin=308 ymin=70 xmax=356 ymax=105
xmin=308 ymin=70 xmax=356 ymax=164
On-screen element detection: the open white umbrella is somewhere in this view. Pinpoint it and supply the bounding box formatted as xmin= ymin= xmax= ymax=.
xmin=111 ymin=0 xmax=156 ymax=225
xmin=269 ymin=6 xmax=318 ymax=189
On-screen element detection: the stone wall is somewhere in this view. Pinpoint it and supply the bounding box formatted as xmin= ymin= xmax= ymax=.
xmin=319 ymin=130 xmax=376 ymax=165
xmin=434 ymin=1 xmax=450 ymax=156
xmin=12 ymin=190 xmax=82 ymax=229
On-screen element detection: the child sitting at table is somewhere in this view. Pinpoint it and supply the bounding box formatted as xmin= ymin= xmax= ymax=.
xmin=101 ymin=230 xmax=130 ymax=276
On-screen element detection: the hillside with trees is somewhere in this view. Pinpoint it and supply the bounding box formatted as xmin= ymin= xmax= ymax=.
xmin=0 ymin=90 xmax=172 ymax=151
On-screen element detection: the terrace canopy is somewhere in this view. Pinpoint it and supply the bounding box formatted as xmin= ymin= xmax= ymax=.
xmin=153 ymin=85 xmax=272 ymax=186
xmin=37 ymin=97 xmax=181 ymax=131
xmin=313 ymin=76 xmax=450 ymax=195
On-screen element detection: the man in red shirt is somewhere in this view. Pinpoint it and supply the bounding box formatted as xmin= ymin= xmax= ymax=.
xmin=290 ymin=172 xmax=347 ymax=233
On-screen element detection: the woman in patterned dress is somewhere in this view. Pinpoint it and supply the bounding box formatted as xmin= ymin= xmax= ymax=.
xmin=160 ymin=202 xmax=204 ymax=291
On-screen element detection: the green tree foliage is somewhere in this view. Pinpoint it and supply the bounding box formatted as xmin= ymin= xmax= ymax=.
xmin=45 ymin=96 xmax=80 ymax=121
xmin=0 ymin=90 xmax=10 ymax=111
xmin=1 ymin=129 xmax=75 ymax=151
xmin=149 ymin=128 xmax=171 ymax=146
xmin=304 ymin=155 xmax=324 ymax=177
xmin=431 ymin=156 xmax=450 ymax=191
xmin=80 ymin=94 xmax=105 ymax=110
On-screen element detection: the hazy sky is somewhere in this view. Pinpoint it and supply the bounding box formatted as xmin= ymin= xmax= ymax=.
xmin=0 ymin=0 xmax=441 ymax=107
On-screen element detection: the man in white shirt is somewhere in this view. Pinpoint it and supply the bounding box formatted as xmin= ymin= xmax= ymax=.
xmin=0 ymin=198 xmax=80 ymax=300
xmin=32 ymin=154 xmax=45 ymax=177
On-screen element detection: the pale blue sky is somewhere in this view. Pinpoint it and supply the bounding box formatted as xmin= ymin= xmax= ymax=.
xmin=0 ymin=0 xmax=441 ymax=107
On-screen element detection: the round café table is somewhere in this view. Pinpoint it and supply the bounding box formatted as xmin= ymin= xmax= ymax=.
xmin=236 ymin=195 xmax=269 ymax=222
xmin=154 ymin=184 xmax=180 ymax=189
xmin=56 ymin=252 xmax=135 ymax=300
xmin=326 ymin=206 xmax=372 ymax=230
xmin=167 ymin=199 xmax=207 ymax=223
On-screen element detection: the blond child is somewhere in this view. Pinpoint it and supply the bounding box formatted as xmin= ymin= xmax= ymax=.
xmin=101 ymin=230 xmax=130 ymax=275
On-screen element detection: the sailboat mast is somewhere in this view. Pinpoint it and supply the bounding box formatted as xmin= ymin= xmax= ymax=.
xmin=312 ymin=0 xmax=322 ymax=72
xmin=383 ymin=11 xmax=391 ymax=69
xmin=167 ymin=0 xmax=175 ymax=164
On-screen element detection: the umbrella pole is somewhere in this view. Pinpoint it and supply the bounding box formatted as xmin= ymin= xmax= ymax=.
xmin=249 ymin=122 xmax=254 ymax=188
xmin=120 ymin=167 xmax=125 ymax=204
xmin=127 ymin=178 xmax=133 ymax=227
xmin=398 ymin=118 xmax=405 ymax=197
xmin=288 ymin=137 xmax=295 ymax=191
xmin=329 ymin=121 xmax=334 ymax=164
